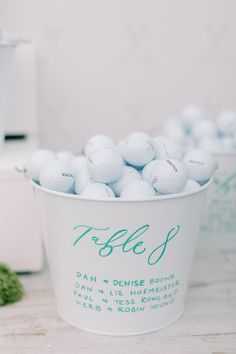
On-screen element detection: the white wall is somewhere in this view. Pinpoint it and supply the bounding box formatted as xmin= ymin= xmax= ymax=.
xmin=0 ymin=0 xmax=236 ymax=151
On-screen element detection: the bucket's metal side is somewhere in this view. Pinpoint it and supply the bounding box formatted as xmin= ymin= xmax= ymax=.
xmin=199 ymin=152 xmax=236 ymax=249
xmin=32 ymin=184 xmax=209 ymax=335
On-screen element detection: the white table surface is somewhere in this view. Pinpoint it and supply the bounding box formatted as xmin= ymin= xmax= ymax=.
xmin=1 ymin=247 xmax=236 ymax=354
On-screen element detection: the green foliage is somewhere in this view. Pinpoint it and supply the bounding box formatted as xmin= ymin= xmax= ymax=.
xmin=0 ymin=264 xmax=24 ymax=306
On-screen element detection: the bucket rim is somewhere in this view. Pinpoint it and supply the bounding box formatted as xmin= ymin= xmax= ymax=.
xmin=30 ymin=178 xmax=212 ymax=203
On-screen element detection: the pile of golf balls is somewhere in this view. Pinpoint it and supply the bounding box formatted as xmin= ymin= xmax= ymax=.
xmin=26 ymin=132 xmax=216 ymax=199
xmin=161 ymin=105 xmax=236 ymax=153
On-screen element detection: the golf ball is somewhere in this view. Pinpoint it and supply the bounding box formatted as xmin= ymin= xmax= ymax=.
xmin=192 ymin=120 xmax=217 ymax=141
xmin=70 ymin=155 xmax=88 ymax=172
xmin=233 ymin=131 xmax=236 ymax=148
xmin=84 ymin=134 xmax=115 ymax=157
xmin=39 ymin=159 xmax=75 ymax=192
xmin=183 ymin=149 xmax=215 ymax=184
xmin=109 ymin=166 xmax=141 ymax=196
xmin=142 ymin=160 xmax=159 ymax=183
xmin=81 ymin=183 xmax=115 ymax=198
xmin=181 ymin=105 xmax=204 ymax=133
xmin=74 ymin=169 xmax=94 ymax=194
xmin=117 ymin=139 xmax=125 ymax=153
xmin=57 ymin=150 xmax=74 ymax=162
xmin=162 ymin=119 xmax=186 ymax=146
xmin=153 ymin=136 xmax=183 ymax=160
xmin=198 ymin=138 xmax=220 ymax=153
xmin=216 ymin=111 xmax=236 ymax=136
xmin=121 ymin=132 xmax=155 ymax=167
xmin=183 ymin=179 xmax=200 ymax=192
xmin=151 ymin=159 xmax=188 ymax=194
xmin=87 ymin=147 xmax=123 ymax=183
xmin=220 ymin=136 xmax=234 ymax=150
xmin=27 ymin=127 xmax=217 ymax=198
xmin=120 ymin=180 xmax=156 ymax=198
xmin=26 ymin=149 xmax=55 ymax=182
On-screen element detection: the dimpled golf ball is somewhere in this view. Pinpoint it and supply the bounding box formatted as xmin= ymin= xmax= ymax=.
xmin=81 ymin=183 xmax=115 ymax=198
xmin=26 ymin=149 xmax=55 ymax=182
xmin=120 ymin=180 xmax=156 ymax=198
xmin=70 ymin=155 xmax=88 ymax=172
xmin=153 ymin=136 xmax=183 ymax=160
xmin=84 ymin=134 xmax=115 ymax=157
xmin=192 ymin=120 xmax=217 ymax=141
xmin=87 ymin=147 xmax=123 ymax=183
xmin=117 ymin=139 xmax=124 ymax=153
xmin=121 ymin=132 xmax=155 ymax=167
xmin=216 ymin=111 xmax=236 ymax=136
xmin=142 ymin=160 xmax=159 ymax=183
xmin=116 ymin=141 xmax=128 ymax=165
xmin=57 ymin=150 xmax=74 ymax=162
xmin=198 ymin=138 xmax=220 ymax=153
xmin=220 ymin=136 xmax=234 ymax=150
xmin=162 ymin=119 xmax=187 ymax=146
xmin=233 ymin=131 xmax=236 ymax=147
xmin=74 ymin=168 xmax=94 ymax=194
xmin=181 ymin=105 xmax=204 ymax=133
xmin=183 ymin=149 xmax=215 ymax=184
xmin=151 ymin=159 xmax=188 ymax=194
xmin=39 ymin=159 xmax=75 ymax=192
xmin=109 ymin=166 xmax=141 ymax=196
xmin=183 ymin=179 xmax=200 ymax=192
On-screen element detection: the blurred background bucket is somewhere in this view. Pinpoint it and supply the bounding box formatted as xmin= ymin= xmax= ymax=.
xmin=32 ymin=180 xmax=211 ymax=335
xmin=199 ymin=152 xmax=236 ymax=249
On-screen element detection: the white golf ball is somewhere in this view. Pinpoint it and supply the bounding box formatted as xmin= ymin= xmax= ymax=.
xmin=162 ymin=120 xmax=186 ymax=146
xmin=183 ymin=179 xmax=200 ymax=192
xmin=184 ymin=136 xmax=196 ymax=152
xmin=74 ymin=169 xmax=94 ymax=194
xmin=217 ymin=111 xmax=236 ymax=136
xmin=109 ymin=166 xmax=141 ymax=196
xmin=87 ymin=147 xmax=123 ymax=183
xmin=120 ymin=180 xmax=156 ymax=198
xmin=192 ymin=120 xmax=217 ymax=141
xmin=39 ymin=159 xmax=75 ymax=192
xmin=181 ymin=105 xmax=205 ymax=133
xmin=233 ymin=131 xmax=236 ymax=148
xmin=151 ymin=159 xmax=188 ymax=194
xmin=153 ymin=136 xmax=183 ymax=160
xmin=142 ymin=160 xmax=159 ymax=183
xmin=219 ymin=136 xmax=234 ymax=150
xmin=183 ymin=149 xmax=215 ymax=184
xmin=26 ymin=149 xmax=55 ymax=182
xmin=121 ymin=132 xmax=155 ymax=167
xmin=85 ymin=134 xmax=115 ymax=157
xmin=81 ymin=183 xmax=115 ymax=198
xmin=197 ymin=137 xmax=220 ymax=153
xmin=57 ymin=150 xmax=74 ymax=162
xmin=117 ymin=140 xmax=128 ymax=164
xmin=117 ymin=139 xmax=124 ymax=153
xmin=70 ymin=155 xmax=88 ymax=172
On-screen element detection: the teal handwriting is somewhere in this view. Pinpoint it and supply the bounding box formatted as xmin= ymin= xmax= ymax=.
xmin=214 ymin=173 xmax=236 ymax=196
xmin=72 ymin=224 xmax=180 ymax=266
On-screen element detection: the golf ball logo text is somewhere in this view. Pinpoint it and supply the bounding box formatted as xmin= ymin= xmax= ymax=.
xmin=72 ymin=224 xmax=180 ymax=266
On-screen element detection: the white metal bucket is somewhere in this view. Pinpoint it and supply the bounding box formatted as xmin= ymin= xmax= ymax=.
xmin=32 ymin=180 xmax=211 ymax=335
xmin=199 ymin=152 xmax=236 ymax=249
